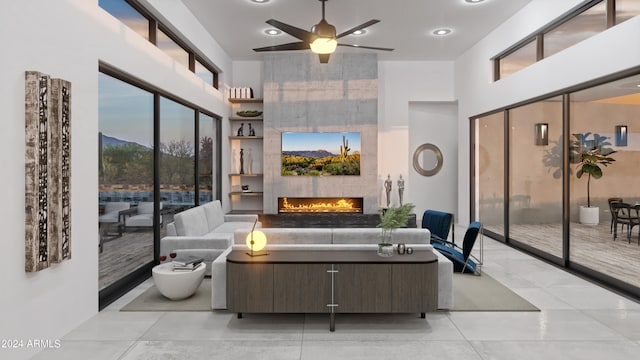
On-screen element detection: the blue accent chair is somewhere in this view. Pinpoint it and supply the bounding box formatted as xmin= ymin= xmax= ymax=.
xmin=422 ymin=210 xmax=454 ymax=244
xmin=432 ymin=221 xmax=482 ymax=274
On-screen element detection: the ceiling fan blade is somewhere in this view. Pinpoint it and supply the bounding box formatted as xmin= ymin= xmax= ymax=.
xmin=336 ymin=19 xmax=380 ymax=39
xmin=337 ymin=43 xmax=394 ymax=51
xmin=266 ymin=19 xmax=314 ymax=43
xmin=253 ymin=42 xmax=310 ymax=52
xmin=318 ymin=54 xmax=331 ymax=63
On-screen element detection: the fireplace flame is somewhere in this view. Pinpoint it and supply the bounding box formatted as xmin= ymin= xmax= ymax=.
xmin=280 ymin=197 xmax=360 ymax=213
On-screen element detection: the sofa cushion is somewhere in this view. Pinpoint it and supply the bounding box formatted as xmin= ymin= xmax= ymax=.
xmin=331 ymin=228 xmax=431 ymax=244
xmin=233 ymin=228 xmax=333 ymax=245
xmin=208 ymin=221 xmax=260 ymax=236
xmin=203 ymin=201 xmax=224 ymax=231
xmin=174 ymin=206 xmax=209 ymax=236
xmin=166 ymin=222 xmax=177 ymax=236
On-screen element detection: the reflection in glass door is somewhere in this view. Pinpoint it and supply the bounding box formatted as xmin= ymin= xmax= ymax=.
xmin=199 ymin=113 xmax=216 ymax=204
xmin=98 ymin=73 xmax=154 ymax=291
xmin=508 ymin=97 xmax=563 ymax=258
xmin=159 ymin=97 xmax=196 ymax=213
xmin=475 ymin=112 xmax=505 ymax=237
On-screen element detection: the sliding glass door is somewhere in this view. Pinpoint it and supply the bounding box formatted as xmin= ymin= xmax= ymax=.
xmin=98 ymin=70 xmax=221 ymax=307
xmin=98 ymin=73 xmax=154 ymax=291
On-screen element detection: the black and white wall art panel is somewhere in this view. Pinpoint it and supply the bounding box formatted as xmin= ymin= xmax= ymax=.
xmin=25 ymin=71 xmax=71 ymax=272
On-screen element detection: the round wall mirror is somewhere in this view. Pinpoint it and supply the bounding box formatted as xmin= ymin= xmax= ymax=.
xmin=412 ymin=143 xmax=443 ymax=176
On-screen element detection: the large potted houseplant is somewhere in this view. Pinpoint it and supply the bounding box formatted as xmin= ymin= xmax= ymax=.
xmin=377 ymin=203 xmax=415 ymax=256
xmin=574 ymin=133 xmax=616 ymax=225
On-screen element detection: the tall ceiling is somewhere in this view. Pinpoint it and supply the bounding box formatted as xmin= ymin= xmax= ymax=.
xmin=182 ymin=0 xmax=533 ymax=61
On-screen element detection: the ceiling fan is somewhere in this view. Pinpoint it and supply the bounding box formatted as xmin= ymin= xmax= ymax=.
xmin=253 ymin=0 xmax=393 ymax=63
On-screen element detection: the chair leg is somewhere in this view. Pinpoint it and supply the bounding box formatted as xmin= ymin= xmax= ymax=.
xmin=611 ymin=217 xmax=614 ymax=234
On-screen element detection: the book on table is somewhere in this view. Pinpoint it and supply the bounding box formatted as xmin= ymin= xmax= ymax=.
xmin=171 ymin=255 xmax=203 ymax=267
xmin=172 ymin=263 xmax=203 ymax=272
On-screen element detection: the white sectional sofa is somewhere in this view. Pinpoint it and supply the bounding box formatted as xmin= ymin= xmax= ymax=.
xmin=160 ymin=200 xmax=260 ymax=275
xmin=211 ymin=227 xmax=454 ymax=310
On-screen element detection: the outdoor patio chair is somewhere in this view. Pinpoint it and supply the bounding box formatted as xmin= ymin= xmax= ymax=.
xmin=125 ymin=201 xmax=162 ymax=229
xmin=98 ymin=201 xmax=130 ymax=235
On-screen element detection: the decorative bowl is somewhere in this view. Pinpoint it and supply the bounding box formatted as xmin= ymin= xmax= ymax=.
xmin=236 ymin=110 xmax=262 ymax=117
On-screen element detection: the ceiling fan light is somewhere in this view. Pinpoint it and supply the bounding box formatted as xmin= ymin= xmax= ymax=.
xmin=310 ymin=37 xmax=337 ymax=54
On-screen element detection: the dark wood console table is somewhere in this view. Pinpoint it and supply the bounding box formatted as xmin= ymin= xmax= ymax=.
xmin=226 ymin=249 xmax=438 ymax=331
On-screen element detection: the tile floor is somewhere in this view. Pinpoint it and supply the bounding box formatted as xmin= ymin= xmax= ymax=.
xmin=33 ymin=238 xmax=640 ymax=360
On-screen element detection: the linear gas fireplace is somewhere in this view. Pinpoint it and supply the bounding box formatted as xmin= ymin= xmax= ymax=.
xmin=278 ymin=197 xmax=363 ymax=213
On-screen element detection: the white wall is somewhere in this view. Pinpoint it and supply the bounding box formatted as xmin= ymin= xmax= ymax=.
xmin=232 ymin=61 xmax=264 ymax=98
xmin=408 ymin=102 xmax=459 ymax=223
xmin=378 ymin=61 xmax=456 ymax=211
xmin=0 ymin=1 xmax=231 ymax=358
xmin=455 ymin=0 xmax=640 ymax=224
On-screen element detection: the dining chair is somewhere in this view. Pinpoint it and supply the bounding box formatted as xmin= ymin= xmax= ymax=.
xmin=607 ymin=197 xmax=623 ymax=234
xmin=611 ymin=202 xmax=633 ymax=242
xmin=628 ymin=204 xmax=640 ymax=245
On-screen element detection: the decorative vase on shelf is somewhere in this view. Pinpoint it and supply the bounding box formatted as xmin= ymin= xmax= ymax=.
xmin=377 ymin=203 xmax=415 ymax=257
xmin=377 ymin=229 xmax=394 ymax=257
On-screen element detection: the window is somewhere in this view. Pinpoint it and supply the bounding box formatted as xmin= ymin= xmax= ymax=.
xmin=199 ymin=113 xmax=216 ymax=204
xmin=474 ymin=112 xmax=505 ymax=237
xmin=568 ymin=73 xmax=640 ymax=290
xmin=98 ymin=72 xmax=154 ymax=291
xmin=157 ymin=29 xmax=190 ymax=68
xmin=498 ymin=38 xmax=537 ymax=79
xmin=616 ymin=0 xmax=640 ymax=24
xmin=160 ymin=97 xmax=195 ymax=207
xmin=195 ymin=59 xmax=215 ymax=87
xmin=99 ymin=0 xmax=149 ymax=40
xmin=508 ymin=96 xmax=563 ymax=258
xmin=543 ymin=1 xmax=607 ymax=58
xmin=493 ymin=0 xmax=634 ymax=81
xmin=98 ymin=68 xmax=221 ymax=308
xmin=471 ymin=71 xmax=640 ymax=299
xmin=99 ymin=0 xmax=220 ymax=89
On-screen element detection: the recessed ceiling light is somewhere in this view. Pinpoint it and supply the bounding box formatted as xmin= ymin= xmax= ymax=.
xmin=251 ymin=0 xmax=270 ymax=3
xmin=352 ymin=29 xmax=367 ymax=35
xmin=432 ymin=28 xmax=452 ymax=36
xmin=264 ymin=28 xmax=281 ymax=36
xmin=465 ymin=0 xmax=485 ymax=3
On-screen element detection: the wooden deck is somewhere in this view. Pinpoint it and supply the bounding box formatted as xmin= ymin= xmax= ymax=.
xmin=99 ymin=229 xmax=155 ymax=290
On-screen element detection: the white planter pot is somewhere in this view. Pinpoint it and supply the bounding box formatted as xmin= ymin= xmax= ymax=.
xmin=579 ymin=206 xmax=599 ymax=225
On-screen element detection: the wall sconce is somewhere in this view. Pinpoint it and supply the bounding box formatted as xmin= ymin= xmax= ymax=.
xmin=246 ymin=219 xmax=268 ymax=257
xmin=534 ymin=123 xmax=549 ymax=146
xmin=615 ymin=125 xmax=627 ymax=146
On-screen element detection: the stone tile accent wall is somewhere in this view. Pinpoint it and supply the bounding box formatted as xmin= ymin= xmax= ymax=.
xmin=262 ymin=53 xmax=378 ymax=214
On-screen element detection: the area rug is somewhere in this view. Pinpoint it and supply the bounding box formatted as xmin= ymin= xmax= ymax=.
xmin=452 ymin=273 xmax=539 ymax=311
xmin=121 ymin=280 xmax=212 ymax=312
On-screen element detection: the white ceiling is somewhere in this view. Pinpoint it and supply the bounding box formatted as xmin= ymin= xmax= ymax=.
xmin=182 ymin=0 xmax=533 ymax=61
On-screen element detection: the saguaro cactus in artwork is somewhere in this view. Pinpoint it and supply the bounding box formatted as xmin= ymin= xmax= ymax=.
xmin=339 ymin=135 xmax=350 ymax=162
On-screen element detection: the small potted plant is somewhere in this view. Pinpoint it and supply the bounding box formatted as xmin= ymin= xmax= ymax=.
xmin=377 ymin=203 xmax=415 ymax=256
xmin=574 ymin=133 xmax=616 ymax=225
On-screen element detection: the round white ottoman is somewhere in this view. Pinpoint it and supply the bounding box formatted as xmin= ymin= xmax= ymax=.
xmin=152 ymin=262 xmax=206 ymax=300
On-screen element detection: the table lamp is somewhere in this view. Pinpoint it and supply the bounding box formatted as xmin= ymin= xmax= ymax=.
xmin=246 ymin=218 xmax=268 ymax=257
